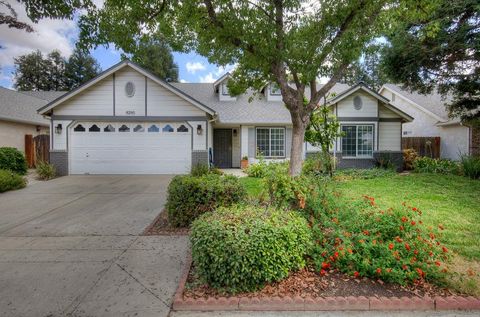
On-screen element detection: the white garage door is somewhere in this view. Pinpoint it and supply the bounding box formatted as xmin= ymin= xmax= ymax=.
xmin=70 ymin=122 xmax=192 ymax=174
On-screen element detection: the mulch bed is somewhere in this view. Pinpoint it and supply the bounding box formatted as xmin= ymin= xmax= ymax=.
xmin=142 ymin=210 xmax=190 ymax=235
xmin=184 ymin=265 xmax=456 ymax=300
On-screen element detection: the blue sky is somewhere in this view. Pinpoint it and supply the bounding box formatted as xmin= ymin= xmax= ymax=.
xmin=0 ymin=1 xmax=230 ymax=89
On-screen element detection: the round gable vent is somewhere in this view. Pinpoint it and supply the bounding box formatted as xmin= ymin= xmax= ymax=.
xmin=125 ymin=82 xmax=135 ymax=97
xmin=353 ymin=95 xmax=363 ymax=110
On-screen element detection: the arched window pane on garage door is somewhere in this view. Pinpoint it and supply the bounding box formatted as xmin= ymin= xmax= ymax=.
xmin=162 ymin=124 xmax=174 ymax=132
xmin=119 ymin=124 xmax=130 ymax=132
xmin=134 ymin=124 xmax=144 ymax=132
xmin=148 ymin=124 xmax=159 ymax=132
xmin=104 ymin=124 xmax=115 ymax=132
xmin=89 ymin=124 xmax=100 ymax=132
xmin=74 ymin=124 xmax=85 ymax=132
xmin=177 ymin=125 xmax=188 ymax=132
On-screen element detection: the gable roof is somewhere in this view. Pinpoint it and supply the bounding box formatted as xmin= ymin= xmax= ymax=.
xmin=19 ymin=91 xmax=66 ymax=102
xmin=0 ymin=87 xmax=50 ymax=126
xmin=328 ymin=82 xmax=413 ymax=122
xmin=213 ymin=72 xmax=231 ymax=89
xmin=379 ymin=84 xmax=450 ymax=122
xmin=38 ymin=60 xmax=216 ymax=116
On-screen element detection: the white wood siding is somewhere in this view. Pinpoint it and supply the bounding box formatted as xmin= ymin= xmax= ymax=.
xmin=147 ymin=78 xmax=205 ymax=116
xmin=378 ymin=121 xmax=401 ymax=151
xmin=189 ymin=120 xmax=207 ymax=150
xmin=115 ymin=67 xmax=146 ymax=116
xmin=232 ymin=128 xmax=241 ymax=167
xmin=54 ymin=76 xmax=113 ymax=116
xmin=336 ymin=91 xmax=378 ymax=117
xmin=52 ymin=120 xmax=72 ymax=150
xmin=378 ymin=104 xmax=400 ymax=118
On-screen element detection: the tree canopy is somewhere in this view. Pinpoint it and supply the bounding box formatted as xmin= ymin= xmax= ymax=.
xmin=14 ymin=48 xmax=100 ymax=91
xmin=381 ymin=0 xmax=479 ymax=123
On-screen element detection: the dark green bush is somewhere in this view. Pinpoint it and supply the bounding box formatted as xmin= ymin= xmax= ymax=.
xmin=191 ymin=205 xmax=312 ymax=293
xmin=190 ymin=163 xmax=210 ymax=176
xmin=302 ymin=155 xmax=325 ymax=176
xmin=460 ymin=155 xmax=480 ymax=179
xmin=0 ymin=169 xmax=26 ymax=193
xmin=36 ymin=161 xmax=56 ymax=180
xmin=0 ymin=147 xmax=27 ymax=175
xmin=413 ymin=157 xmax=459 ymax=174
xmin=334 ymin=168 xmax=396 ymax=180
xmin=166 ymin=174 xmax=246 ymax=227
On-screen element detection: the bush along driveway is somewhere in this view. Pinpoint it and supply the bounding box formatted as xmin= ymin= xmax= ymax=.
xmin=0 ymin=175 xmax=190 ymax=317
xmin=166 ymin=163 xmax=480 ymax=313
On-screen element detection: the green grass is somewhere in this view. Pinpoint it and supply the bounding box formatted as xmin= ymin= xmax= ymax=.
xmin=239 ymin=177 xmax=263 ymax=198
xmin=335 ymin=173 xmax=480 ymax=261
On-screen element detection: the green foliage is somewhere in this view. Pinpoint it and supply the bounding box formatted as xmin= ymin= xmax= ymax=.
xmin=36 ymin=161 xmax=56 ymax=180
xmin=190 ymin=164 xmax=210 ymax=177
xmin=0 ymin=169 xmax=26 ymax=193
xmin=0 ymin=147 xmax=27 ymax=175
xmin=413 ymin=157 xmax=459 ymax=175
xmin=374 ymin=153 xmax=396 ymax=170
xmin=124 ymin=32 xmax=179 ymax=82
xmin=380 ymin=0 xmax=480 ymax=122
xmin=166 ymin=174 xmax=246 ymax=227
xmin=403 ymin=148 xmax=418 ymax=170
xmin=14 ymin=48 xmax=100 ymax=90
xmin=460 ymin=155 xmax=480 ymax=180
xmin=334 ymin=168 xmax=396 ymax=180
xmin=302 ymin=155 xmax=326 ymax=176
xmin=305 ymin=189 xmax=450 ymax=285
xmin=191 ymin=205 xmax=312 ymax=293
xmin=245 ymin=160 xmax=289 ymax=178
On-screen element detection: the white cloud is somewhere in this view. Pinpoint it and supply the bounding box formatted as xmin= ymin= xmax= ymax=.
xmin=198 ymin=64 xmax=237 ymax=83
xmin=199 ymin=72 xmax=216 ymax=83
xmin=186 ymin=62 xmax=206 ymax=74
xmin=179 ymin=79 xmax=188 ymax=83
xmin=0 ymin=2 xmax=76 ymax=68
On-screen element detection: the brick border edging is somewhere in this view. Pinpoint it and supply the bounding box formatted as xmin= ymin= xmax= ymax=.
xmin=172 ymin=260 xmax=480 ymax=311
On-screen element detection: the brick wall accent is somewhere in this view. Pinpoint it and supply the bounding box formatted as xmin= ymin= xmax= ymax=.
xmin=471 ymin=127 xmax=480 ymax=157
xmin=192 ymin=150 xmax=208 ymax=167
xmin=50 ymin=150 xmax=68 ymax=176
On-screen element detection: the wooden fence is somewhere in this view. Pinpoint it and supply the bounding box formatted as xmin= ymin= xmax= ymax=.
xmin=25 ymin=134 xmax=50 ymax=168
xmin=402 ymin=137 xmax=441 ymax=158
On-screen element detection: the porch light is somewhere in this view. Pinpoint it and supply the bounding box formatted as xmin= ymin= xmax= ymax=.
xmin=55 ymin=124 xmax=63 ymax=134
xmin=197 ymin=124 xmax=203 ymax=135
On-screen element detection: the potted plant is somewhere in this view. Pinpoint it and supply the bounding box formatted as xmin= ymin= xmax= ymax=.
xmin=240 ymin=156 xmax=249 ymax=169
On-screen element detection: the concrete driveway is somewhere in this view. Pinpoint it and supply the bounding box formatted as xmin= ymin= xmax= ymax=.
xmin=0 ymin=175 xmax=190 ymax=317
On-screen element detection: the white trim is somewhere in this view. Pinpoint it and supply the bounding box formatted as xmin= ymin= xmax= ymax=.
xmin=213 ymin=72 xmax=231 ymax=88
xmin=339 ymin=123 xmax=375 ymax=158
xmin=379 ymin=85 xmax=446 ymax=122
xmin=255 ymin=126 xmax=286 ymax=158
xmin=39 ymin=61 xmax=216 ymax=116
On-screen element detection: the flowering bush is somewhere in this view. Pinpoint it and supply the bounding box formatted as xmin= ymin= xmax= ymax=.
xmin=413 ymin=157 xmax=459 ymax=175
xmin=306 ymin=189 xmax=450 ymax=285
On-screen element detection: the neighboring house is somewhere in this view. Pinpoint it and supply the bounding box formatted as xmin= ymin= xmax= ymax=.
xmin=379 ymin=84 xmax=476 ymax=160
xmin=0 ymin=87 xmax=63 ymax=151
xmin=38 ymin=60 xmax=412 ymax=176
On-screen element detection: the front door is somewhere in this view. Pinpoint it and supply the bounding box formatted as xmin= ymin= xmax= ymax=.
xmin=213 ymin=129 xmax=232 ymax=168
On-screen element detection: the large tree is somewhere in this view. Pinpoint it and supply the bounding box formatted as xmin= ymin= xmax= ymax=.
xmin=65 ymin=47 xmax=101 ymax=89
xmin=17 ymin=0 xmax=427 ymax=175
xmin=381 ymin=0 xmax=479 ymax=123
xmin=13 ymin=50 xmax=47 ymax=90
xmin=124 ymin=33 xmax=179 ymax=82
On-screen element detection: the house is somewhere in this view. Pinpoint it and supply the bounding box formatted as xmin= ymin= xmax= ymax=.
xmin=379 ymin=84 xmax=477 ymax=160
xmin=38 ymin=60 xmax=412 ymax=176
xmin=0 ymin=87 xmax=63 ymax=151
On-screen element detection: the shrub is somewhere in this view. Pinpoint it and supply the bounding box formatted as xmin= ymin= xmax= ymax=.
xmin=166 ymin=174 xmax=246 ymax=227
xmin=374 ymin=153 xmax=396 ymax=170
xmin=191 ymin=163 xmax=210 ymax=177
xmin=191 ymin=205 xmax=312 ymax=293
xmin=0 ymin=147 xmax=28 ymax=175
xmin=245 ymin=160 xmax=289 ymax=178
xmin=0 ymin=169 xmax=26 ymax=193
xmin=334 ymin=168 xmax=395 ymax=181
xmin=305 ymin=189 xmax=450 ymax=285
xmin=460 ymin=155 xmax=480 ymax=179
xmin=413 ymin=157 xmax=459 ymax=174
xmin=403 ymin=149 xmax=418 ymax=170
xmin=36 ymin=161 xmax=56 ymax=180
xmin=302 ymin=155 xmax=325 ymax=176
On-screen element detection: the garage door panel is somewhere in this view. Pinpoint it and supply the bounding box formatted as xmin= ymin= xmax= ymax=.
xmin=70 ymin=122 xmax=192 ymax=174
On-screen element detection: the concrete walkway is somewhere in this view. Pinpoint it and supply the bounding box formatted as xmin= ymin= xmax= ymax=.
xmin=0 ymin=175 xmax=189 ymax=317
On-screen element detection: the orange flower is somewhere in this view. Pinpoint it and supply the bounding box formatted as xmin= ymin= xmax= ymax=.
xmin=388 ymin=243 xmax=394 ymax=250
xmin=435 ymin=261 xmax=441 ymax=266
xmin=442 ymin=246 xmax=448 ymax=253
xmin=320 ymin=269 xmax=327 ymax=276
xmin=411 ymin=221 xmax=416 ymax=226
xmin=347 ymin=248 xmax=353 ymax=254
xmin=376 ymin=268 xmax=382 ymax=274
xmin=353 ymin=271 xmax=360 ymax=278
xmin=400 ymin=225 xmax=404 ymax=231
xmin=395 ymin=236 xmax=403 ymax=243
xmin=412 ymin=207 xmax=418 ymax=211
xmin=359 ymin=239 xmax=365 ymax=244
xmin=402 ymin=264 xmax=408 ymax=270
xmin=416 ymin=268 xmax=425 ymax=277
xmin=363 ymin=230 xmax=370 ymax=236
xmin=386 ymin=268 xmax=392 ymax=273
xmin=401 ymin=216 xmax=408 ymax=222
xmin=334 ymin=251 xmax=339 ymax=258
xmin=405 ymin=243 xmax=411 ymax=251
xmin=429 ymin=232 xmax=435 ymax=239
xmin=414 ymin=250 xmax=419 ymax=255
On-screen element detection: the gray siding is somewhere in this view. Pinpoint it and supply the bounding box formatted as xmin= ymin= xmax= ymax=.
xmin=50 ymin=151 xmax=68 ymax=176
xmin=192 ymin=150 xmax=208 ymax=167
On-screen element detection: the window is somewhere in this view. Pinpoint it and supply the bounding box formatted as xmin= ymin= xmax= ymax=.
xmin=221 ymin=83 xmax=229 ymax=95
xmin=119 ymin=124 xmax=130 ymax=132
xmin=148 ymin=124 xmax=159 ymax=132
xmin=104 ymin=124 xmax=115 ymax=132
xmin=89 ymin=124 xmax=100 ymax=132
xmin=256 ymin=127 xmax=285 ymax=157
xmin=74 ymin=124 xmax=85 ymax=132
xmin=162 ymin=124 xmax=174 ymax=132
xmin=269 ymin=83 xmax=281 ymax=95
xmin=177 ymin=124 xmax=188 ymax=132
xmin=341 ymin=125 xmax=374 ymax=157
xmin=133 ymin=124 xmax=144 ymax=132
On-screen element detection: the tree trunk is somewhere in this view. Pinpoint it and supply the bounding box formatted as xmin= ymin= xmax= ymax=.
xmin=289 ymin=117 xmax=308 ymax=176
